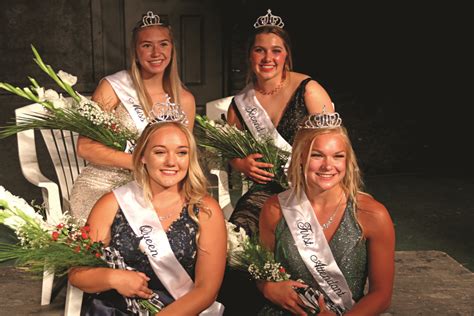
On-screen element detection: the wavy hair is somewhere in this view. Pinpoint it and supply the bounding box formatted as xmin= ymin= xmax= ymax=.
xmin=246 ymin=25 xmax=293 ymax=84
xmin=287 ymin=126 xmax=363 ymax=215
xmin=129 ymin=14 xmax=183 ymax=117
xmin=132 ymin=122 xmax=210 ymax=224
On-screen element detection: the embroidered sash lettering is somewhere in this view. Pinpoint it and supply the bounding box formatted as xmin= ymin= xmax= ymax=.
xmin=113 ymin=181 xmax=225 ymax=315
xmin=234 ymin=84 xmax=292 ymax=152
xmin=278 ymin=189 xmax=354 ymax=311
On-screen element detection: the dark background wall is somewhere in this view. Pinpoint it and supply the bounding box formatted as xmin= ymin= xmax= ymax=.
xmin=224 ymin=1 xmax=473 ymax=175
xmin=0 ymin=0 xmax=472 ymax=203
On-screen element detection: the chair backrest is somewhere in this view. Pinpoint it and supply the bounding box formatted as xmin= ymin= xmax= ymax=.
xmin=205 ymin=96 xmax=234 ymax=121
xmin=205 ymin=96 xmax=251 ymax=219
xmin=16 ymin=102 xmax=88 ymax=212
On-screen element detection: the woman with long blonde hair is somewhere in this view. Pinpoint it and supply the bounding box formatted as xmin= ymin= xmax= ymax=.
xmin=70 ymin=11 xmax=195 ymax=223
xmin=258 ymin=113 xmax=395 ymax=315
xmin=69 ymin=121 xmax=226 ymax=315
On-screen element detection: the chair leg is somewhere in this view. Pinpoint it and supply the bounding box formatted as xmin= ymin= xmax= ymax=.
xmin=41 ymin=269 xmax=54 ymax=305
xmin=64 ymin=282 xmax=83 ymax=316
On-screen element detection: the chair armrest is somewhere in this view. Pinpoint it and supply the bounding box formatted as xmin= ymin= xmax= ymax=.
xmin=16 ymin=128 xmax=63 ymax=225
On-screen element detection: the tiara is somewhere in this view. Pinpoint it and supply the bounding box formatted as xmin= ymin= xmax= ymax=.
xmin=141 ymin=11 xmax=163 ymax=28
xmin=300 ymin=106 xmax=342 ymax=129
xmin=254 ymin=9 xmax=285 ymax=29
xmin=149 ymin=95 xmax=188 ymax=125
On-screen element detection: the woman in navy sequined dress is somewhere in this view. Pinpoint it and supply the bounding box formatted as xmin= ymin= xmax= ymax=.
xmin=69 ymin=122 xmax=226 ymax=315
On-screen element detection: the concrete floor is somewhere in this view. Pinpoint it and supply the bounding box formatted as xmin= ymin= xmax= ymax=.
xmin=0 ymin=250 xmax=473 ymax=315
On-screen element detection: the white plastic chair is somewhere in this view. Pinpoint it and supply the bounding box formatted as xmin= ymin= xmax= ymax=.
xmin=205 ymin=96 xmax=248 ymax=219
xmin=16 ymin=102 xmax=86 ymax=315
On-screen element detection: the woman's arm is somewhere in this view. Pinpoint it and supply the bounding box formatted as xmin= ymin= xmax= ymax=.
xmin=226 ymin=103 xmax=274 ymax=184
xmin=158 ymin=196 xmax=227 ymax=316
xmin=303 ymin=79 xmax=334 ymax=114
xmin=68 ymin=192 xmax=153 ymax=298
xmin=258 ymin=196 xmax=308 ymax=316
xmin=76 ymin=79 xmax=134 ymax=170
xmin=344 ymin=194 xmax=395 ymax=316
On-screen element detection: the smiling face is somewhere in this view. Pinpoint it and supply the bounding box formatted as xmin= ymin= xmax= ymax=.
xmin=141 ymin=125 xmax=190 ymax=191
xmin=135 ymin=26 xmax=173 ymax=78
xmin=249 ymin=32 xmax=288 ymax=81
xmin=303 ymin=132 xmax=347 ymax=193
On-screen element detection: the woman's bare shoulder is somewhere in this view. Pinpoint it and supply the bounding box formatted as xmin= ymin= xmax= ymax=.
xmin=91 ymin=79 xmax=120 ymax=111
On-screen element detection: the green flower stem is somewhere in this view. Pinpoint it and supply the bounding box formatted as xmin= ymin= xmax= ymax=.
xmin=30 ymin=45 xmax=80 ymax=102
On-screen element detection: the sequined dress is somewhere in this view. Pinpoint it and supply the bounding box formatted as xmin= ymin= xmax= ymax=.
xmin=259 ymin=200 xmax=368 ymax=315
xmin=69 ymin=104 xmax=137 ymax=223
xmin=228 ymin=78 xmax=312 ymax=238
xmin=219 ymin=78 xmax=312 ymax=316
xmin=82 ymin=205 xmax=199 ymax=315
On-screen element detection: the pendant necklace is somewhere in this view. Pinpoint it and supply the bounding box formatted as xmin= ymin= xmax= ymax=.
xmin=255 ymin=76 xmax=286 ymax=95
xmin=321 ymin=192 xmax=346 ymax=230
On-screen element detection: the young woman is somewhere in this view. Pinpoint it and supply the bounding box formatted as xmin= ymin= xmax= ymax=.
xmin=220 ymin=9 xmax=335 ymax=315
xmin=70 ymin=11 xmax=195 ymax=222
xmin=227 ymin=9 xmax=333 ymax=237
xmin=69 ymin=122 xmax=226 ymax=315
xmin=258 ymin=113 xmax=395 ymax=315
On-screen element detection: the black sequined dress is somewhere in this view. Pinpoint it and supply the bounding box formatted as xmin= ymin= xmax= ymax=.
xmin=81 ymin=206 xmax=199 ymax=315
xmin=220 ymin=78 xmax=311 ymax=316
xmin=228 ymin=78 xmax=312 ymax=238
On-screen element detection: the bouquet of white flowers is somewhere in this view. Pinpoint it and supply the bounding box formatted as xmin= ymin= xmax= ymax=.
xmin=0 ymin=45 xmax=137 ymax=151
xmin=195 ymin=115 xmax=290 ymax=188
xmin=225 ymin=220 xmax=346 ymax=315
xmin=0 ymin=185 xmax=162 ymax=314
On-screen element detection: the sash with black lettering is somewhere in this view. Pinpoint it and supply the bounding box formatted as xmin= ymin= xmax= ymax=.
xmin=278 ymin=189 xmax=354 ymax=311
xmin=105 ymin=70 xmax=148 ymax=134
xmin=113 ymin=181 xmax=225 ymax=315
xmin=234 ymin=84 xmax=292 ymax=152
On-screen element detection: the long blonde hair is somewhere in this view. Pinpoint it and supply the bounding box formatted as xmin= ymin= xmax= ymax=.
xmin=129 ymin=15 xmax=183 ymax=117
xmin=288 ymin=126 xmax=363 ymax=209
xmin=132 ymin=122 xmax=209 ymax=212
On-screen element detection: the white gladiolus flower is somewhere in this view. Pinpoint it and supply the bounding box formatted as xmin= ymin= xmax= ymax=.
xmin=57 ymin=70 xmax=77 ymax=86
xmin=44 ymin=89 xmax=60 ymax=102
xmin=3 ymin=216 xmax=26 ymax=231
xmin=43 ymin=89 xmax=69 ymax=109
xmin=0 ymin=185 xmax=44 ymax=232
xmin=226 ymin=220 xmax=248 ymax=254
xmin=35 ymin=87 xmax=45 ymax=101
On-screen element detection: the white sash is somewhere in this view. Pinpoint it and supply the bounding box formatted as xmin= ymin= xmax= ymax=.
xmin=278 ymin=189 xmax=354 ymax=311
xmin=234 ymin=84 xmax=292 ymax=152
xmin=113 ymin=181 xmax=224 ymax=315
xmin=105 ymin=70 xmax=148 ymax=134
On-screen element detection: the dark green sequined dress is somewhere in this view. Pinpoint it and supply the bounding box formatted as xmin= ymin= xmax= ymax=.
xmin=259 ymin=200 xmax=368 ymax=315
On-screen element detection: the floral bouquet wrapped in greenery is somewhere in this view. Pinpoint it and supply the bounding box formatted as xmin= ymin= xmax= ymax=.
xmin=0 ymin=186 xmax=162 ymax=314
xmin=0 ymin=45 xmax=137 ymax=151
xmin=225 ymin=221 xmax=344 ymax=315
xmin=195 ymin=115 xmax=290 ymax=188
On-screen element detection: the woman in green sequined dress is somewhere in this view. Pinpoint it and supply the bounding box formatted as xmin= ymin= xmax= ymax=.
xmin=258 ymin=115 xmax=395 ymax=315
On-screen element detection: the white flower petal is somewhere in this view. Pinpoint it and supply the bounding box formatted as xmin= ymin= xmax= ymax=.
xmin=57 ymin=70 xmax=77 ymax=86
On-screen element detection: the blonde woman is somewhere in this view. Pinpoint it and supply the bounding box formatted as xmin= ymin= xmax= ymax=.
xmin=69 ymin=122 xmax=226 ymax=315
xmin=258 ymin=113 xmax=395 ymax=315
xmin=70 ymin=11 xmax=195 ymax=222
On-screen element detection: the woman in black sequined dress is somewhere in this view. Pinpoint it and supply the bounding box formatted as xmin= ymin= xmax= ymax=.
xmin=220 ymin=9 xmax=334 ymax=315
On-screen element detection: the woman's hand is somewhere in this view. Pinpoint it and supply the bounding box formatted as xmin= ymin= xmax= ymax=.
xmin=317 ymin=295 xmax=336 ymax=315
xmin=260 ymin=280 xmax=308 ymax=315
xmin=110 ymin=270 xmax=153 ymax=299
xmin=230 ymin=153 xmax=274 ymax=184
